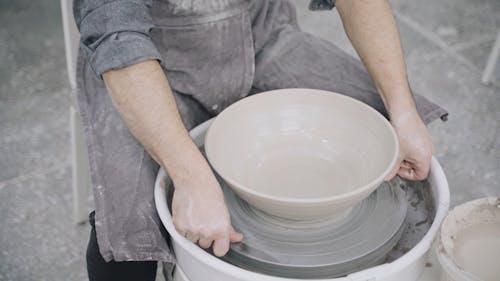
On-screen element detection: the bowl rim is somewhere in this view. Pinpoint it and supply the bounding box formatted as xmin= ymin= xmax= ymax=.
xmin=204 ymin=88 xmax=400 ymax=204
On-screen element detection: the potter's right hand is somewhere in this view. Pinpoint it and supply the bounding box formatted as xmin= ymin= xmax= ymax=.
xmin=171 ymin=167 xmax=243 ymax=257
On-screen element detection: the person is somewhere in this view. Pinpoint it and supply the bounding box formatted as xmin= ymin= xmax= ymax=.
xmin=73 ymin=0 xmax=448 ymax=280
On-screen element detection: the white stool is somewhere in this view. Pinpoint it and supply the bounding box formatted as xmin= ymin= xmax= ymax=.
xmin=60 ymin=0 xmax=89 ymax=224
xmin=482 ymin=30 xmax=500 ymax=85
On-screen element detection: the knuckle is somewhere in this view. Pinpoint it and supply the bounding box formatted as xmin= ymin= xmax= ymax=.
xmin=200 ymin=228 xmax=211 ymax=239
xmin=215 ymin=228 xmax=229 ymax=239
xmin=191 ymin=226 xmax=203 ymax=236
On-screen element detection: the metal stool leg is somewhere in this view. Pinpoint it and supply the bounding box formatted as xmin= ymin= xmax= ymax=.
xmin=482 ymin=30 xmax=500 ymax=85
xmin=71 ymin=106 xmax=90 ymax=224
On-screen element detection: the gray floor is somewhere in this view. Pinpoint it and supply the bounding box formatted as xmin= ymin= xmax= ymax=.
xmin=0 ymin=0 xmax=498 ymax=280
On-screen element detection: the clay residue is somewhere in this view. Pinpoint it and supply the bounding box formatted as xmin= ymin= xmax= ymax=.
xmin=439 ymin=197 xmax=500 ymax=281
xmin=385 ymin=179 xmax=434 ymax=262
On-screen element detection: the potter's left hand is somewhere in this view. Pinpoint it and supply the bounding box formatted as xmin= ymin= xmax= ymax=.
xmin=386 ymin=109 xmax=434 ymax=181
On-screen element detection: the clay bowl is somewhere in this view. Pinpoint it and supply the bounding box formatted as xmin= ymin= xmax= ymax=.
xmin=205 ymin=88 xmax=399 ymax=220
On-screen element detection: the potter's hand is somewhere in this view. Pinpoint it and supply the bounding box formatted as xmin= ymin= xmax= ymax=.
xmin=172 ymin=168 xmax=243 ymax=257
xmin=102 ymin=60 xmax=242 ymax=256
xmin=387 ymin=110 xmax=434 ymax=181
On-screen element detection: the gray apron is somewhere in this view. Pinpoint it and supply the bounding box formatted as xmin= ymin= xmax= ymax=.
xmin=75 ymin=0 xmax=447 ymax=268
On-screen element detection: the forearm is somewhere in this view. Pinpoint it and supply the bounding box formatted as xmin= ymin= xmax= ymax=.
xmin=336 ymin=0 xmax=415 ymax=118
xmin=102 ymin=60 xmax=210 ymax=184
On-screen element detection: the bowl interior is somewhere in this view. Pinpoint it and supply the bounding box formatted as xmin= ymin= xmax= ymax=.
xmin=205 ymin=89 xmax=398 ymax=201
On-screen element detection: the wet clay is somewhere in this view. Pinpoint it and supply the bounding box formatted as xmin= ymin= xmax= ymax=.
xmin=454 ymin=222 xmax=500 ymax=281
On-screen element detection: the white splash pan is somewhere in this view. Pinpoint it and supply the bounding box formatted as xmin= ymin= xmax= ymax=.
xmin=155 ymin=119 xmax=450 ymax=281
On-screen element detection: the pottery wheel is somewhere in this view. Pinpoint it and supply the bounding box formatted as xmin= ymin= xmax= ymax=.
xmin=167 ymin=176 xmax=407 ymax=279
xmin=161 ymin=120 xmax=436 ymax=280
xmin=220 ymin=180 xmax=407 ymax=279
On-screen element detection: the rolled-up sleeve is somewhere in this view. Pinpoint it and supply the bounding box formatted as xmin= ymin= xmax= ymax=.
xmin=309 ymin=0 xmax=336 ymax=11
xmin=73 ymin=0 xmax=162 ymax=76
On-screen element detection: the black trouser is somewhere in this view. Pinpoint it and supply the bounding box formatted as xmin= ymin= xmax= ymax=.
xmin=87 ymin=211 xmax=158 ymax=281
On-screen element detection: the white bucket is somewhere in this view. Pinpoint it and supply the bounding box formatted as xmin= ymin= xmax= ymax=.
xmin=434 ymin=197 xmax=500 ymax=281
xmin=155 ymin=119 xmax=451 ymax=281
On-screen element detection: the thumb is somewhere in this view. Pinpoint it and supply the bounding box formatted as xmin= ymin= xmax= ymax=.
xmin=385 ymin=162 xmax=400 ymax=181
xmin=386 ymin=152 xmax=404 ymax=181
xmin=230 ymin=227 xmax=244 ymax=243
xmin=385 ymin=157 xmax=402 ymax=181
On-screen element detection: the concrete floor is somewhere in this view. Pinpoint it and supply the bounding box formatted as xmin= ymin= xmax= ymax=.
xmin=0 ymin=0 xmax=498 ymax=280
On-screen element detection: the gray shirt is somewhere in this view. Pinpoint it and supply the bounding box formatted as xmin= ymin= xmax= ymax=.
xmin=73 ymin=0 xmax=335 ymax=76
